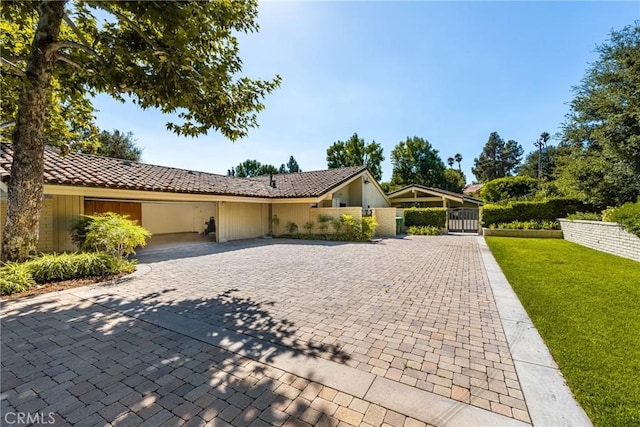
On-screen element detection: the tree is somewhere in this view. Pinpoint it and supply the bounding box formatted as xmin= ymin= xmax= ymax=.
xmin=480 ymin=176 xmax=538 ymax=203
xmin=79 ymin=129 xmax=142 ymax=161
xmin=326 ymin=133 xmax=384 ymax=181
xmin=558 ymin=23 xmax=640 ymax=207
xmin=278 ymin=164 xmax=287 ymax=174
xmin=472 ymin=132 xmax=523 ymax=183
xmin=390 ymin=136 xmax=446 ymax=188
xmin=286 ymin=156 xmax=300 ymax=173
xmin=533 ymin=132 xmax=550 ymax=182
xmin=442 ymin=169 xmax=466 ymax=193
xmin=447 ymin=157 xmax=454 ymax=168
xmin=454 ymin=153 xmax=463 ymax=170
xmin=235 ymin=159 xmax=278 ymax=177
xmin=1 ymin=1 xmax=280 ymax=261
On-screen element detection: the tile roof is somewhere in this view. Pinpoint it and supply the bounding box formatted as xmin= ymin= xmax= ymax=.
xmin=0 ymin=143 xmax=367 ymax=199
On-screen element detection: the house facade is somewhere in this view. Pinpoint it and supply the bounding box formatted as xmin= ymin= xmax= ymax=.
xmin=0 ymin=143 xmax=396 ymax=255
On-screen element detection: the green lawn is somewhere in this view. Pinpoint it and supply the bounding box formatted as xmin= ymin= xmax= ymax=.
xmin=485 ymin=237 xmax=640 ymax=427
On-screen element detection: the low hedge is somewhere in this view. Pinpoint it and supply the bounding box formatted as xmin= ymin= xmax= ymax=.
xmin=603 ymin=200 xmax=640 ymax=238
xmin=0 ymin=252 xmax=135 ymax=296
xmin=481 ymin=198 xmax=596 ymax=227
xmin=407 ymin=226 xmax=442 ymax=235
xmin=404 ymin=208 xmax=447 ymax=228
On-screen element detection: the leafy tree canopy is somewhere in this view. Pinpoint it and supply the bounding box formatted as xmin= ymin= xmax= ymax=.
xmin=472 ymin=132 xmax=523 ymax=183
xmin=286 ymin=156 xmax=301 ymax=173
xmin=442 ymin=169 xmax=466 ymax=194
xmin=558 ymin=23 xmax=640 ymax=207
xmin=480 ymin=176 xmax=538 ymax=203
xmin=79 ymin=129 xmax=142 ymax=161
xmin=235 ymin=159 xmax=279 ymax=178
xmin=1 ymin=0 xmax=280 ymax=261
xmin=390 ymin=136 xmax=446 ymax=188
xmin=326 ymin=133 xmax=384 ymax=181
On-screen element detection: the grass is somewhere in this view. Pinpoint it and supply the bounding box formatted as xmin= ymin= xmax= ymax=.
xmin=485 ymin=237 xmax=640 ymax=427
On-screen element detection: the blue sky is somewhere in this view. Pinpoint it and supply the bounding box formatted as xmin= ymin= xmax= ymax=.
xmin=92 ymin=1 xmax=639 ymax=183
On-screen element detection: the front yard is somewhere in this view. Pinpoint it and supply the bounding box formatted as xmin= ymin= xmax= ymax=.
xmin=485 ymin=237 xmax=640 ymax=427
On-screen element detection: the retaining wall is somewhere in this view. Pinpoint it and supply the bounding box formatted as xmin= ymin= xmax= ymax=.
xmin=558 ymin=219 xmax=640 ymax=262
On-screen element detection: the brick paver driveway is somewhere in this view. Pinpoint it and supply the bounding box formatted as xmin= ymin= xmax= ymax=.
xmin=1 ymin=236 xmax=533 ymax=426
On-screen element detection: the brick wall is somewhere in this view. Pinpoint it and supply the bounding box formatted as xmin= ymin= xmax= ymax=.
xmin=371 ymin=208 xmax=397 ymax=237
xmin=559 ymin=219 xmax=640 ymax=262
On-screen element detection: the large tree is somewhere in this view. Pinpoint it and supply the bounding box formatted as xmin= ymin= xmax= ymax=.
xmin=326 ymin=133 xmax=384 ymax=181
xmin=0 ymin=1 xmax=280 ymax=261
xmin=286 ymin=156 xmax=301 ymax=173
xmin=472 ymin=132 xmax=523 ymax=183
xmin=235 ymin=159 xmax=278 ymax=177
xmin=557 ymin=23 xmax=640 ymax=207
xmin=390 ymin=136 xmax=446 ymax=188
xmin=79 ymin=129 xmax=142 ymax=161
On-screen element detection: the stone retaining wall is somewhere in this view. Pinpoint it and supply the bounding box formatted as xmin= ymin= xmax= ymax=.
xmin=559 ymin=219 xmax=640 ymax=262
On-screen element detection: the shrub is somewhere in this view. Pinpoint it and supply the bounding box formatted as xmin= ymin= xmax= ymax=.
xmin=0 ymin=252 xmax=135 ymax=296
xmin=285 ymin=221 xmax=299 ymax=234
xmin=566 ymin=212 xmax=602 ymax=221
xmin=82 ymin=213 xmax=151 ymax=258
xmin=480 ymin=176 xmax=538 ymax=203
xmin=481 ymin=198 xmax=596 ymax=227
xmin=70 ymin=215 xmax=93 ymax=248
xmin=603 ymin=200 xmax=640 ymax=238
xmin=491 ymin=220 xmax=559 ymax=230
xmin=360 ymin=216 xmax=379 ymax=241
xmin=303 ymin=221 xmax=315 ymax=234
xmin=404 ymin=208 xmax=447 ymax=228
xmin=317 ymin=215 xmax=332 ymax=234
xmin=27 ymin=252 xmax=134 ymax=283
xmin=408 ymin=226 xmax=441 ymax=236
xmin=0 ymin=263 xmax=35 ymax=295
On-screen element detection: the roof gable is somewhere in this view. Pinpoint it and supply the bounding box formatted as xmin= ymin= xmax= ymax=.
xmin=387 ymin=184 xmax=483 ymax=205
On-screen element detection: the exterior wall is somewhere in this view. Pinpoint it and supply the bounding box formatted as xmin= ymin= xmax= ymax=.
xmin=363 ymin=181 xmax=389 ymax=208
xmin=52 ymin=194 xmax=83 ymax=252
xmin=372 ymin=208 xmax=397 ymax=237
xmin=37 ymin=196 xmax=55 ymax=252
xmin=483 ymin=229 xmax=563 ymax=239
xmin=141 ymin=202 xmax=216 ymax=235
xmin=559 ymin=219 xmax=640 ymax=262
xmin=218 ymin=202 xmax=268 ymax=242
xmin=332 ymin=185 xmax=350 ymax=207
xmin=310 ymin=207 xmax=362 ymax=225
xmin=272 ymin=203 xmax=311 ymax=236
xmin=345 ymin=179 xmax=363 ymax=207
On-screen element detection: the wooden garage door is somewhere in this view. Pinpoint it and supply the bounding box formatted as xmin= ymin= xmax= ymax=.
xmin=84 ymin=200 xmax=142 ymax=225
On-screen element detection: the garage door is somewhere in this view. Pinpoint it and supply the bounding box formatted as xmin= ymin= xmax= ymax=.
xmin=84 ymin=200 xmax=142 ymax=225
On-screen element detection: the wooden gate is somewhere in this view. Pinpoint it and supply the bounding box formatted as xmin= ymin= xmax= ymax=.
xmin=448 ymin=207 xmax=480 ymax=233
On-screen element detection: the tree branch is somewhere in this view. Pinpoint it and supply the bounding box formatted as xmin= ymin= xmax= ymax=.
xmin=52 ymin=40 xmax=104 ymax=64
xmin=62 ymin=12 xmax=93 ymax=49
xmin=56 ymin=54 xmax=83 ymax=70
xmin=86 ymin=1 xmax=163 ymax=52
xmin=1 ymin=57 xmax=26 ymax=76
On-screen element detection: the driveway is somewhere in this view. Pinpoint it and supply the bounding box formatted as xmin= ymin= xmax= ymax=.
xmin=0 ymin=236 xmax=588 ymax=426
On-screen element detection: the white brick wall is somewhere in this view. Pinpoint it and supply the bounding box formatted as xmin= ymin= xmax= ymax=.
xmin=559 ymin=219 xmax=640 ymax=262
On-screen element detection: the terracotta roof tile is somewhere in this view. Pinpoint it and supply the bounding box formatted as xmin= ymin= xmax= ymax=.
xmin=0 ymin=143 xmax=367 ymax=199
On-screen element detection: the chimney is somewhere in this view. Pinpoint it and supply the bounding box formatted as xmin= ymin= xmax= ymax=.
xmin=269 ymin=173 xmax=276 ymax=188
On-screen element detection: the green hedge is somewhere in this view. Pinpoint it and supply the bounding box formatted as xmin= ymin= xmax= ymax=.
xmin=603 ymin=200 xmax=640 ymax=238
xmin=404 ymin=208 xmax=447 ymax=228
xmin=0 ymin=252 xmax=136 ymax=296
xmin=481 ymin=198 xmax=596 ymax=227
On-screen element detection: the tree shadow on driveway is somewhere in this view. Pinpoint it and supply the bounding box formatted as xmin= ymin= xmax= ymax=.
xmin=0 ymin=288 xmax=352 ymax=426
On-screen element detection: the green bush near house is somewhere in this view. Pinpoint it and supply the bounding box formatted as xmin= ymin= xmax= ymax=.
xmin=360 ymin=216 xmax=379 ymax=241
xmin=480 ymin=175 xmax=538 ymax=203
xmin=73 ymin=212 xmax=151 ymax=258
xmin=0 ymin=252 xmax=135 ymax=296
xmin=407 ymin=225 xmax=441 ymax=236
xmin=602 ymin=200 xmax=640 ymax=238
xmin=481 ymin=198 xmax=595 ymax=227
xmin=404 ymin=208 xmax=447 ymax=228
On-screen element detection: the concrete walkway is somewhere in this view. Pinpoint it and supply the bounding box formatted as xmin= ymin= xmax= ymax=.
xmin=0 ymin=236 xmax=591 ymax=426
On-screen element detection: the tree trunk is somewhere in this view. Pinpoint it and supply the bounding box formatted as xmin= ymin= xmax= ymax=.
xmin=1 ymin=0 xmax=66 ymax=262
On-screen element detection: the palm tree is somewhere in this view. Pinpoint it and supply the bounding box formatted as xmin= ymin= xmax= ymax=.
xmin=454 ymin=153 xmax=463 ymax=170
xmin=447 ymin=157 xmax=455 ymax=168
